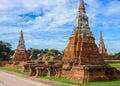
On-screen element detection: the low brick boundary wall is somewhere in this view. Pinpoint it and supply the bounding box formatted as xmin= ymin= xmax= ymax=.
xmin=103 ymin=55 xmax=120 ymax=60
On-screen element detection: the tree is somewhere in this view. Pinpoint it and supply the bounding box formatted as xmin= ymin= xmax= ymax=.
xmin=45 ymin=49 xmax=61 ymax=56
xmin=42 ymin=48 xmax=49 ymax=54
xmin=27 ymin=48 xmax=44 ymax=59
xmin=114 ymin=52 xmax=120 ymax=56
xmin=0 ymin=41 xmax=12 ymax=60
xmin=27 ymin=48 xmax=62 ymax=57
xmin=45 ymin=51 xmax=55 ymax=57
xmin=61 ymin=49 xmax=65 ymax=55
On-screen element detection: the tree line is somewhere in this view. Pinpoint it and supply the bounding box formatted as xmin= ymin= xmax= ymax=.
xmin=1 ymin=40 xmax=120 ymax=60
xmin=0 ymin=41 xmax=12 ymax=60
xmin=0 ymin=41 xmax=64 ymax=60
xmin=27 ymin=48 xmax=64 ymax=59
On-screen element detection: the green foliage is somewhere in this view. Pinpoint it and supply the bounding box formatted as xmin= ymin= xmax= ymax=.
xmin=0 ymin=41 xmax=12 ymax=60
xmin=27 ymin=48 xmax=44 ymax=58
xmin=27 ymin=48 xmax=62 ymax=58
xmin=10 ymin=50 xmax=15 ymax=56
xmin=38 ymin=76 xmax=120 ymax=86
xmin=45 ymin=51 xmax=55 ymax=56
xmin=110 ymin=63 xmax=120 ymax=71
xmin=61 ymin=49 xmax=65 ymax=55
xmin=45 ymin=49 xmax=61 ymax=57
xmin=114 ymin=52 xmax=120 ymax=56
xmin=42 ymin=48 xmax=49 ymax=54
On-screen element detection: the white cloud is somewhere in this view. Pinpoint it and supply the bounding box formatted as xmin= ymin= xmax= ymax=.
xmin=0 ymin=0 xmax=120 ymax=53
xmin=105 ymin=1 xmax=120 ymax=15
xmin=25 ymin=39 xmax=68 ymax=50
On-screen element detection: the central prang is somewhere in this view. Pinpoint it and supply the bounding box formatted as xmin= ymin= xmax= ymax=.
xmin=62 ymin=0 xmax=104 ymax=66
xmin=61 ymin=0 xmax=120 ymax=83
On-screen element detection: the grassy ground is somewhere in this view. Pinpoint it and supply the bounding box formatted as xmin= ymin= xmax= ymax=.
xmin=110 ymin=63 xmax=120 ymax=71
xmin=38 ymin=76 xmax=120 ymax=86
xmin=0 ymin=63 xmax=120 ymax=86
xmin=0 ymin=66 xmax=28 ymax=75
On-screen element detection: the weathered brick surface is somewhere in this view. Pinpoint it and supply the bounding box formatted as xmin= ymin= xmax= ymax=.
xmin=62 ymin=0 xmax=120 ymax=83
xmin=12 ymin=30 xmax=28 ymax=61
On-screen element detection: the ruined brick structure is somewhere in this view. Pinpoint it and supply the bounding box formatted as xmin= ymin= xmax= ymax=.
xmin=12 ymin=30 xmax=28 ymax=61
xmin=22 ymin=61 xmax=63 ymax=77
xmin=62 ymin=0 xmax=120 ymax=83
xmin=104 ymin=55 xmax=120 ymax=60
xmin=99 ymin=32 xmax=108 ymax=55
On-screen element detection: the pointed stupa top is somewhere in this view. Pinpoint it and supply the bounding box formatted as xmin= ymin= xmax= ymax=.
xmin=73 ymin=0 xmax=92 ymax=36
xmin=16 ymin=30 xmax=26 ymax=50
xmin=99 ymin=32 xmax=107 ymax=55
xmin=99 ymin=32 xmax=105 ymax=48
xmin=78 ymin=0 xmax=86 ymax=13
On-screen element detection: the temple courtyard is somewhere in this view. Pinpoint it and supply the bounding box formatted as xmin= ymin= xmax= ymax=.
xmin=0 ymin=0 xmax=120 ymax=86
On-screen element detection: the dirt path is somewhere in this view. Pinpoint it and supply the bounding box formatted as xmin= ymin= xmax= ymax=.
xmin=0 ymin=70 xmax=70 ymax=86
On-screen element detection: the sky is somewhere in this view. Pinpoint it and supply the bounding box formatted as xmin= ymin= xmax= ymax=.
xmin=0 ymin=0 xmax=120 ymax=54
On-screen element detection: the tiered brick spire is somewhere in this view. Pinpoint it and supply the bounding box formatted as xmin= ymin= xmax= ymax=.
xmin=79 ymin=0 xmax=85 ymax=13
xmin=17 ymin=30 xmax=26 ymax=50
xmin=99 ymin=32 xmax=107 ymax=55
xmin=62 ymin=0 xmax=120 ymax=83
xmin=73 ymin=0 xmax=92 ymax=36
xmin=63 ymin=0 xmax=100 ymax=65
xmin=12 ymin=30 xmax=28 ymax=61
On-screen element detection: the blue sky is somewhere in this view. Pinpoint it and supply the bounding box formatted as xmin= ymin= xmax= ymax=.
xmin=0 ymin=0 xmax=120 ymax=54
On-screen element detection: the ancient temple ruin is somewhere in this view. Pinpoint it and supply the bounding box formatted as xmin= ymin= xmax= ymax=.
xmin=99 ymin=32 xmax=108 ymax=55
xmin=12 ymin=30 xmax=28 ymax=61
xmin=62 ymin=0 xmax=120 ymax=83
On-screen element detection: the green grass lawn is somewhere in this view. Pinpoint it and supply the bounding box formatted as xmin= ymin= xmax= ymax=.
xmin=0 ymin=66 xmax=28 ymax=75
xmin=38 ymin=76 xmax=120 ymax=86
xmin=110 ymin=63 xmax=120 ymax=71
xmin=0 ymin=63 xmax=120 ymax=86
